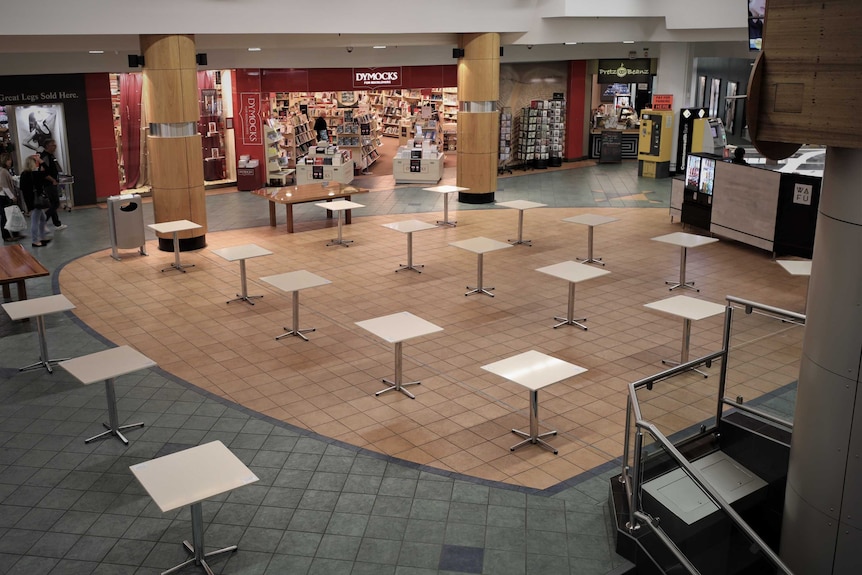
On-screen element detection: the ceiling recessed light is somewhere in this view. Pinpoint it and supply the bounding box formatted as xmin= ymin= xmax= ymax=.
xmin=373 ymin=45 xmax=386 ymax=49
xmin=564 ymin=42 xmax=577 ymax=45
xmin=623 ymin=41 xmax=635 ymax=44
xmin=88 ymin=50 xmax=104 ymax=54
xmin=248 ymin=47 xmax=262 ymax=52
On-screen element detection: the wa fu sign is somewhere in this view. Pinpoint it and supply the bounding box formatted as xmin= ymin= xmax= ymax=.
xmin=353 ymin=67 xmax=402 ymax=88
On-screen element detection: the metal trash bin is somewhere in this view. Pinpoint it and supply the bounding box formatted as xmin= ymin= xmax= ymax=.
xmin=107 ymin=193 xmax=148 ymax=261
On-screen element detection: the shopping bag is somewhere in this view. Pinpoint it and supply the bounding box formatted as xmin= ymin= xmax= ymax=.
xmin=4 ymin=205 xmax=26 ymax=232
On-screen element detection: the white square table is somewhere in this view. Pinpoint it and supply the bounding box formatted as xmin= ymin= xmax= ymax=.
xmin=423 ymin=184 xmax=468 ymax=227
xmin=2 ymin=294 xmax=75 ymax=373
xmin=562 ymin=213 xmax=619 ymax=265
xmin=60 ymin=345 xmax=156 ymax=445
xmin=536 ymin=261 xmax=611 ymax=330
xmin=776 ymin=259 xmax=812 ymax=276
xmin=130 ymin=441 xmax=259 ymax=575
xmin=148 ymin=219 xmax=203 ymax=273
xmin=651 ymin=232 xmax=719 ymax=292
xmin=449 ymin=236 xmax=513 ymax=297
xmin=382 ymin=219 xmax=438 ymax=273
xmin=482 ymin=350 xmax=587 ymax=454
xmin=644 ymin=295 xmax=726 ymax=377
xmin=316 ymin=200 xmax=365 ymax=247
xmin=496 ymin=200 xmax=547 ymax=246
xmin=211 ymin=243 xmax=273 ymax=305
xmin=355 ymin=311 xmax=443 ymax=399
xmin=261 ymin=270 xmax=331 ymax=341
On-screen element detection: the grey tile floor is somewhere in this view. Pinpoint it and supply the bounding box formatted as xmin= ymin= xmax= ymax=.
xmin=0 ymin=163 xmax=668 ymax=574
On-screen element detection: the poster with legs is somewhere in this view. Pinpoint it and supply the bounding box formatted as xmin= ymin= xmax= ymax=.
xmin=14 ymin=104 xmax=70 ymax=174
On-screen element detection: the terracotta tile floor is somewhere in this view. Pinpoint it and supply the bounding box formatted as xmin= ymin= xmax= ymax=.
xmin=58 ymin=205 xmax=806 ymax=489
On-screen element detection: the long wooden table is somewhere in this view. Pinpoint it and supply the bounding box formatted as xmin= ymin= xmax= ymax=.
xmin=251 ymin=182 xmax=369 ymax=233
xmin=0 ymin=244 xmax=49 ymax=301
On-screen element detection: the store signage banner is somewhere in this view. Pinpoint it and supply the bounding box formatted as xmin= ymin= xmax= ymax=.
xmin=597 ymin=59 xmax=652 ymax=84
xmin=353 ymin=67 xmax=402 ymax=89
xmin=651 ymin=94 xmax=674 ymax=110
xmin=240 ymin=92 xmax=261 ymax=145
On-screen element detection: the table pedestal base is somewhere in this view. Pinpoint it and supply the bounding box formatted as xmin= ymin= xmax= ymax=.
xmin=465 ymin=254 xmax=495 ymax=297
xmin=86 ymin=378 xmax=145 ymax=445
xmin=396 ymin=232 xmax=423 ymax=273
xmin=326 ymin=213 xmax=352 ymax=247
xmin=510 ymin=428 xmax=558 ymax=454
xmin=553 ymin=283 xmax=587 ymax=330
xmin=666 ymin=247 xmax=698 ymax=291
xmin=163 ymin=502 xmax=236 ymax=575
xmin=161 ymin=232 xmax=195 ymax=273
xmin=661 ymin=317 xmax=708 ymax=377
xmin=375 ymin=342 xmax=419 ymax=399
xmin=510 ymin=389 xmax=558 ymax=454
xmin=275 ymin=291 xmax=314 ymax=341
xmin=508 ymin=211 xmax=532 ymax=246
xmin=436 ymin=195 xmax=456 ymax=227
xmin=20 ymin=315 xmax=69 ymax=374
xmin=576 ymin=226 xmax=605 ymax=266
xmin=226 ymin=260 xmax=263 ymax=305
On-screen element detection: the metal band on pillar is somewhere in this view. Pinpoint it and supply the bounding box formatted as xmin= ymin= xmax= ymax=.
xmin=141 ymin=34 xmax=208 ymax=252
xmin=456 ymin=33 xmax=500 ymax=204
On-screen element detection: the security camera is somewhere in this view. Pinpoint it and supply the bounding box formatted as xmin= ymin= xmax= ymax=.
xmin=346 ymin=46 xmax=353 ymax=53
xmin=526 ymin=45 xmax=533 ymax=50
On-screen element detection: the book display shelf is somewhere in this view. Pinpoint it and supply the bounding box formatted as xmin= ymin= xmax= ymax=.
xmin=336 ymin=111 xmax=382 ymax=173
xmin=295 ymin=143 xmax=355 ymax=185
xmin=516 ymin=99 xmax=566 ymax=170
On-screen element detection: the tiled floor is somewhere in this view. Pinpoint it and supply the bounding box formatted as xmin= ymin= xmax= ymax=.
xmin=0 ymin=162 xmax=806 ymax=574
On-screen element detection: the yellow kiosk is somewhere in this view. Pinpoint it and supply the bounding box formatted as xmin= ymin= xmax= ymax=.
xmin=638 ymin=109 xmax=674 ymax=178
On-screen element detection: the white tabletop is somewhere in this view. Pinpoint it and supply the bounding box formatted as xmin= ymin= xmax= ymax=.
xmin=60 ymin=345 xmax=156 ymax=385
xmin=148 ymin=220 xmax=202 ymax=234
xmin=496 ymin=200 xmax=547 ymax=211
xmin=449 ymin=236 xmax=514 ymax=255
xmin=315 ymin=200 xmax=365 ymax=212
xmin=423 ymin=185 xmax=469 ymax=194
xmin=2 ymin=293 xmax=75 ymax=321
xmin=644 ymin=295 xmax=726 ymax=321
xmin=211 ymin=243 xmax=273 ymax=262
xmin=563 ymin=214 xmax=619 ymax=227
xmin=261 ymin=270 xmax=331 ymax=293
xmin=482 ymin=350 xmax=587 ymax=391
xmin=776 ymin=259 xmax=812 ymax=276
xmin=355 ymin=311 xmax=443 ymax=344
xmin=651 ymin=232 xmax=719 ymax=249
xmin=536 ymin=260 xmax=611 ymax=284
xmin=382 ymin=220 xmax=438 ymax=234
xmin=130 ymin=441 xmax=259 ymax=513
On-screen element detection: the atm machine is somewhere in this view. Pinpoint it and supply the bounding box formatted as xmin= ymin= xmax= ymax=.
xmin=637 ymin=109 xmax=674 ymax=178
xmin=692 ymin=117 xmax=727 ymax=155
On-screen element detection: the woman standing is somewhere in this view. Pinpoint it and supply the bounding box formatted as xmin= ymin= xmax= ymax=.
xmin=19 ymin=155 xmax=49 ymax=247
xmin=0 ymin=152 xmax=22 ymax=241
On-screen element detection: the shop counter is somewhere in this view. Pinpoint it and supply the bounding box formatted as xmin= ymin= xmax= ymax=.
xmin=589 ymin=129 xmax=639 ymax=160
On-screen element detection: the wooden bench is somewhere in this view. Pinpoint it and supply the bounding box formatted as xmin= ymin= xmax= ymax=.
xmin=251 ymin=183 xmax=369 ymax=233
xmin=0 ymin=244 xmax=50 ymax=301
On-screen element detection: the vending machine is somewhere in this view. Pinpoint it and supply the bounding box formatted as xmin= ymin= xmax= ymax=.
xmin=637 ymin=109 xmax=674 ymax=178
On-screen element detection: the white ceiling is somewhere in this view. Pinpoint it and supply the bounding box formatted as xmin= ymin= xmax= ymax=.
xmin=0 ymin=1 xmax=751 ymax=75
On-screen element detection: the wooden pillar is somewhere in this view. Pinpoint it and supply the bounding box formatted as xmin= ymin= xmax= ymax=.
xmin=456 ymin=33 xmax=500 ymax=203
xmin=140 ymin=34 xmax=207 ymax=252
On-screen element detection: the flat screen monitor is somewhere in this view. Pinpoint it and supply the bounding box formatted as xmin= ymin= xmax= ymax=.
xmin=699 ymin=157 xmax=716 ymax=196
xmin=686 ymin=155 xmax=702 ymax=190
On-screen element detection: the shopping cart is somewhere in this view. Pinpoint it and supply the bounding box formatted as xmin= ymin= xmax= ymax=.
xmin=58 ymin=175 xmax=74 ymax=211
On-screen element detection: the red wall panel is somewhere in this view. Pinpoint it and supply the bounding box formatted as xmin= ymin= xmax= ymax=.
xmin=566 ymin=61 xmax=588 ymax=160
xmin=85 ymin=73 xmax=121 ymax=199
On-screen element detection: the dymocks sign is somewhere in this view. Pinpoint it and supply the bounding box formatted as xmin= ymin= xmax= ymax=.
xmin=240 ymin=92 xmax=261 ymax=145
xmin=353 ymin=67 xmax=402 ymax=88
xmin=597 ymin=59 xmax=652 ymax=84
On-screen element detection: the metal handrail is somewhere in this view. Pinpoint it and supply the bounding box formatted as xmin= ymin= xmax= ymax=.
xmin=636 ymin=421 xmax=794 ymax=575
xmin=720 ymin=397 xmax=794 ymax=431
xmin=619 ymin=296 xmax=803 ymax=574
